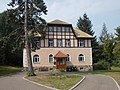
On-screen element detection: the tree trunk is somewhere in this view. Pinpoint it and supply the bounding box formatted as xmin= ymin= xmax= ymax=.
xmin=24 ymin=0 xmax=34 ymax=74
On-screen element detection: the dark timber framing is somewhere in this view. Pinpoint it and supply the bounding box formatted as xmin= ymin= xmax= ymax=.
xmin=39 ymin=23 xmax=92 ymax=48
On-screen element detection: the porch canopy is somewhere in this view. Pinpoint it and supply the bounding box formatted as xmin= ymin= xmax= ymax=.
xmin=54 ymin=51 xmax=67 ymax=58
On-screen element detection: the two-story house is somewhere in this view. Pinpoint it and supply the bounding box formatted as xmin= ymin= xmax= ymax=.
xmin=23 ymin=19 xmax=93 ymax=71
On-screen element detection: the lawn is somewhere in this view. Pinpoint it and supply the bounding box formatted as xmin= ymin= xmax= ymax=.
xmin=27 ymin=73 xmax=82 ymax=90
xmin=0 ymin=66 xmax=22 ymax=76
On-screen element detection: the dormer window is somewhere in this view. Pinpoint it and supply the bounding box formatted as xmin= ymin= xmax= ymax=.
xmin=78 ymin=40 xmax=85 ymax=47
xmin=48 ymin=26 xmax=54 ymax=32
xmin=56 ymin=26 xmax=62 ymax=32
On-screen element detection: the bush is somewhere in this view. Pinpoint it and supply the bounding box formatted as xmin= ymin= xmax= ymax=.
xmin=26 ymin=71 xmax=35 ymax=77
xmin=93 ymin=60 xmax=108 ymax=70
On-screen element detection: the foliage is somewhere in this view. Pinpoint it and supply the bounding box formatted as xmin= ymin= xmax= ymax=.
xmin=99 ymin=23 xmax=109 ymax=43
xmin=93 ymin=60 xmax=108 ymax=70
xmin=0 ymin=11 xmax=23 ymax=66
xmin=0 ymin=66 xmax=21 ymax=76
xmin=77 ymin=13 xmax=94 ymax=35
xmin=77 ymin=13 xmax=99 ymax=63
xmin=26 ymin=71 xmax=35 ymax=77
xmin=113 ymin=26 xmax=120 ymax=66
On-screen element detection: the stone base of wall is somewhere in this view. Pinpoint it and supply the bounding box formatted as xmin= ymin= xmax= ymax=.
xmin=23 ymin=65 xmax=93 ymax=71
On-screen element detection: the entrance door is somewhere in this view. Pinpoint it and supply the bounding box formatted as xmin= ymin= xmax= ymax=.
xmin=56 ymin=58 xmax=66 ymax=69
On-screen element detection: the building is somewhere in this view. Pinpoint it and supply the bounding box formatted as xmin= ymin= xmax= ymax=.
xmin=23 ymin=19 xmax=93 ymax=71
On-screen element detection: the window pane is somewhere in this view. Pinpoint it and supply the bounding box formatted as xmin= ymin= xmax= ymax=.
xmin=65 ymin=27 xmax=70 ymax=32
xmin=66 ymin=39 xmax=70 ymax=47
xmin=49 ymin=54 xmax=53 ymax=63
xmin=57 ymin=27 xmax=62 ymax=32
xmin=33 ymin=55 xmax=39 ymax=63
xmin=48 ymin=26 xmax=53 ymax=32
xmin=78 ymin=40 xmax=85 ymax=47
xmin=49 ymin=39 xmax=54 ymax=47
xmin=57 ymin=39 xmax=62 ymax=47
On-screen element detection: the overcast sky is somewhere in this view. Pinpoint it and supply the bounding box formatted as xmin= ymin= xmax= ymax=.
xmin=0 ymin=0 xmax=120 ymax=38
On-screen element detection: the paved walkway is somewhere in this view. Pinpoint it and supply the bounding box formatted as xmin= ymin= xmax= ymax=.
xmin=0 ymin=72 xmax=51 ymax=90
xmin=74 ymin=74 xmax=119 ymax=90
xmin=0 ymin=72 xmax=119 ymax=90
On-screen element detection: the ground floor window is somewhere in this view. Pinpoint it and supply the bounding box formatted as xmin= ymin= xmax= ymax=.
xmin=78 ymin=54 xmax=85 ymax=62
xmin=66 ymin=54 xmax=70 ymax=62
xmin=33 ymin=55 xmax=40 ymax=63
xmin=49 ymin=54 xmax=54 ymax=63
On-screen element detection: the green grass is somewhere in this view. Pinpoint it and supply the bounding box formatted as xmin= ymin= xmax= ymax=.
xmin=78 ymin=66 xmax=120 ymax=86
xmin=0 ymin=66 xmax=22 ymax=76
xmin=27 ymin=73 xmax=82 ymax=90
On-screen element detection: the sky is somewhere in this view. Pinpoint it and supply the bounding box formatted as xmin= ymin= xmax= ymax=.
xmin=0 ymin=0 xmax=120 ymax=38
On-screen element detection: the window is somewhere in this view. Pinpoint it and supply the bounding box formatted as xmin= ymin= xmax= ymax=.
xmin=49 ymin=39 xmax=54 ymax=47
xmin=56 ymin=27 xmax=62 ymax=32
xmin=36 ymin=41 xmax=40 ymax=49
xmin=66 ymin=39 xmax=70 ymax=47
xmin=78 ymin=40 xmax=85 ymax=47
xmin=49 ymin=54 xmax=54 ymax=63
xmin=57 ymin=39 xmax=62 ymax=47
xmin=33 ymin=55 xmax=39 ymax=63
xmin=66 ymin=54 xmax=70 ymax=62
xmin=48 ymin=26 xmax=54 ymax=32
xmin=64 ymin=27 xmax=70 ymax=32
xmin=78 ymin=54 xmax=85 ymax=62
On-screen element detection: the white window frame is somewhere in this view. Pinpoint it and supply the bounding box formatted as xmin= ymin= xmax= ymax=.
xmin=33 ymin=55 xmax=40 ymax=63
xmin=49 ymin=39 xmax=54 ymax=47
xmin=48 ymin=54 xmax=54 ymax=63
xmin=66 ymin=54 xmax=71 ymax=62
xmin=66 ymin=39 xmax=70 ymax=47
xmin=57 ymin=39 xmax=62 ymax=47
xmin=78 ymin=54 xmax=85 ymax=62
xmin=36 ymin=41 xmax=40 ymax=48
xmin=78 ymin=40 xmax=85 ymax=47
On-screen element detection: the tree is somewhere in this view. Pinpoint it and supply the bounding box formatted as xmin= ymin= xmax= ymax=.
xmin=113 ymin=26 xmax=120 ymax=67
xmin=99 ymin=23 xmax=109 ymax=44
xmin=77 ymin=13 xmax=99 ymax=63
xmin=8 ymin=0 xmax=47 ymax=75
xmin=99 ymin=23 xmax=115 ymax=70
xmin=103 ymin=34 xmax=114 ymax=70
xmin=77 ymin=13 xmax=94 ymax=35
xmin=0 ymin=10 xmax=23 ymax=66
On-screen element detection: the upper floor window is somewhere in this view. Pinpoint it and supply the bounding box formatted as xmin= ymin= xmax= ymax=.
xmin=64 ymin=27 xmax=70 ymax=32
xmin=66 ymin=54 xmax=70 ymax=62
xmin=66 ymin=39 xmax=70 ymax=47
xmin=49 ymin=39 xmax=54 ymax=47
xmin=56 ymin=26 xmax=62 ymax=32
xmin=49 ymin=54 xmax=54 ymax=63
xmin=57 ymin=39 xmax=62 ymax=47
xmin=78 ymin=54 xmax=85 ymax=62
xmin=78 ymin=40 xmax=85 ymax=47
xmin=33 ymin=55 xmax=40 ymax=63
xmin=36 ymin=41 xmax=40 ymax=49
xmin=48 ymin=26 xmax=54 ymax=32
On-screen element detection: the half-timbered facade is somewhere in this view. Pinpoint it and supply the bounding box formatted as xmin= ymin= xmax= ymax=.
xmin=23 ymin=19 xmax=93 ymax=71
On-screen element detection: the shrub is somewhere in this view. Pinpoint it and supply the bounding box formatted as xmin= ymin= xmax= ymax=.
xmin=26 ymin=71 xmax=34 ymax=77
xmin=93 ymin=60 xmax=108 ymax=70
